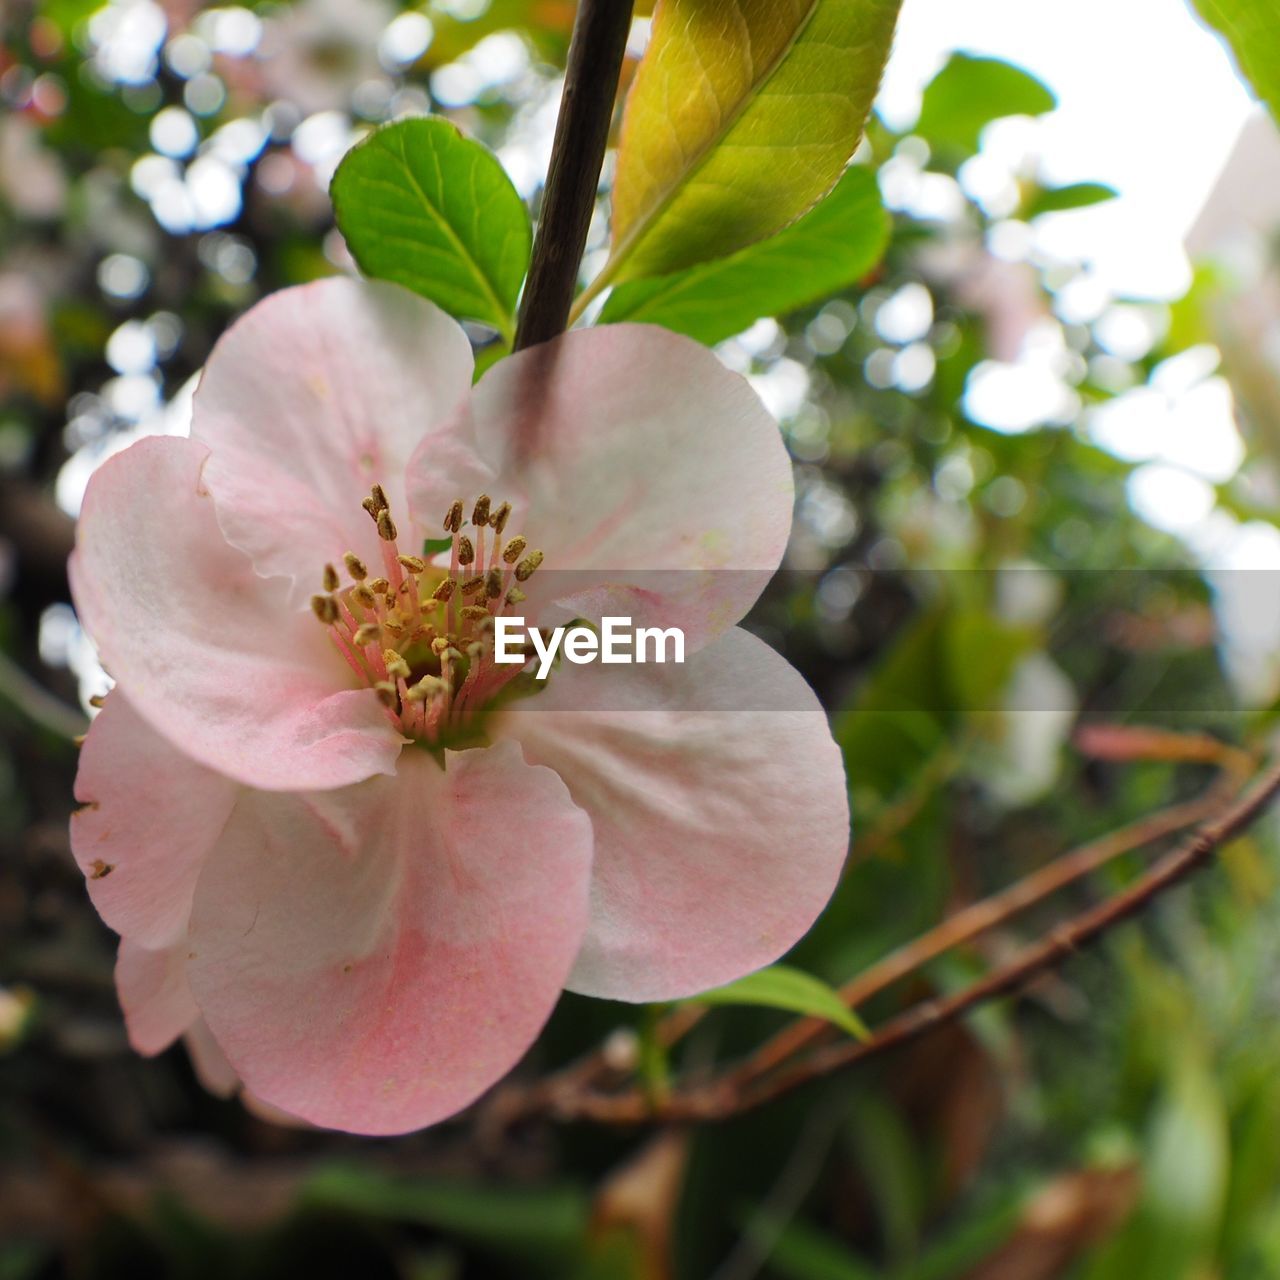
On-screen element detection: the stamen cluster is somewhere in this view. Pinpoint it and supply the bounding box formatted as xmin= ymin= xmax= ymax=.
xmin=309 ymin=485 xmax=543 ymax=743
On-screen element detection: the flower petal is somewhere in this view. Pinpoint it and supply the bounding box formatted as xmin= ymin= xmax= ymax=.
xmin=116 ymin=938 xmax=197 ymax=1054
xmin=192 ymin=278 xmax=474 ymax=603
xmin=73 ymin=692 xmax=238 ymax=947
xmin=186 ymin=743 xmax=593 ymax=1135
xmin=501 ymin=627 xmax=849 ymax=1001
xmin=406 ymin=324 xmax=792 ymax=649
xmin=69 ymin=435 xmax=402 ymax=790
xmin=184 ymin=1019 xmax=240 ymax=1098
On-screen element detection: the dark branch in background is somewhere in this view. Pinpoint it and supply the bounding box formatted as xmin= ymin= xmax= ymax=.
xmin=512 ymin=0 xmax=634 ymax=351
xmin=490 ymin=755 xmax=1280 ymax=1127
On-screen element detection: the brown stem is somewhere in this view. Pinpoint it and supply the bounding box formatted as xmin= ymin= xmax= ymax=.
xmin=512 ymin=0 xmax=634 ymax=352
xmin=723 ymin=771 xmax=1243 ymax=1092
xmin=510 ymin=758 xmax=1280 ymax=1125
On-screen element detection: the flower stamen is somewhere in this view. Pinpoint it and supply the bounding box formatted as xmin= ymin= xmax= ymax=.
xmin=319 ymin=487 xmax=545 ymax=745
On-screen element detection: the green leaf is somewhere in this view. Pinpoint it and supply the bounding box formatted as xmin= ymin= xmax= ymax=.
xmin=1191 ymin=0 xmax=1280 ymax=125
xmin=601 ymin=0 xmax=902 ymax=287
xmin=744 ymin=1215 xmax=878 ymax=1280
xmin=331 ymin=117 xmax=531 ymax=341
xmin=1022 ymin=180 xmax=1118 ymax=219
xmin=422 ymin=535 xmax=454 ymax=558
xmin=914 ymin=53 xmax=1056 ymax=156
xmin=303 ymin=1166 xmax=587 ymax=1269
xmin=599 ymin=166 xmax=889 ymax=344
xmin=689 ymin=963 xmax=870 ymax=1039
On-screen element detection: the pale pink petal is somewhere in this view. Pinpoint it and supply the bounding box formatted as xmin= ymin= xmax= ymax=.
xmin=183 ymin=1019 xmax=240 ymax=1098
xmin=185 ymin=743 xmax=593 ymax=1136
xmin=72 ymin=692 xmax=237 ymax=947
xmin=69 ymin=435 xmax=402 ymax=790
xmin=192 ymin=278 xmax=474 ymax=603
xmin=406 ymin=325 xmax=792 ymax=649
xmin=500 ymin=627 xmax=849 ymax=1001
xmin=116 ymin=938 xmax=197 ymax=1054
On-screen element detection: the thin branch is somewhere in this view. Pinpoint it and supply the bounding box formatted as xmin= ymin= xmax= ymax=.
xmin=0 ymin=649 xmax=87 ymax=741
xmin=510 ymin=757 xmax=1280 ymax=1125
xmin=513 ymin=0 xmax=634 ymax=351
xmin=722 ymin=771 xmax=1244 ymax=1093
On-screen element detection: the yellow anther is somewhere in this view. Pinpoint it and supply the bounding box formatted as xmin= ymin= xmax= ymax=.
xmin=460 ymin=574 xmax=486 ymax=596
xmin=443 ymin=499 xmax=463 ymax=532
xmin=369 ymin=576 xmax=390 ymax=595
xmin=432 ymin=578 xmax=456 ymax=602
xmin=485 ymin=567 xmax=503 ymax=598
xmin=353 ymin=584 xmax=376 ymax=608
xmin=353 ymin=622 xmax=382 ymax=647
xmin=514 ymin=550 xmax=544 ymax=581
xmin=88 ymin=693 xmax=106 ymax=709
xmin=344 ymin=552 xmax=368 ymax=580
xmin=501 ymin=535 xmax=526 ymax=564
xmin=460 ymin=604 xmax=490 ymax=621
xmin=370 ymin=483 xmax=389 ymax=513
xmin=374 ymin=681 xmax=398 ymax=707
xmin=431 ymin=636 xmax=451 ymax=655
xmin=405 ymin=675 xmax=443 ymax=702
xmin=382 ymin=651 xmax=411 ymax=680
xmin=457 ymin=535 xmax=475 ymax=566
xmin=376 ymin=509 xmax=398 ymax=542
xmin=361 ymin=496 xmax=379 ymax=520
xmin=490 ymin=501 xmax=511 ymax=534
xmin=322 ymin=563 xmax=340 ymax=592
xmin=472 ymin=493 xmax=491 ymax=526
xmin=311 ymin=594 xmax=339 ymax=625
xmin=505 ymin=586 xmax=527 ymax=606
xmin=383 ymin=610 xmax=407 ymax=636
xmin=397 ymin=554 xmax=426 ymax=574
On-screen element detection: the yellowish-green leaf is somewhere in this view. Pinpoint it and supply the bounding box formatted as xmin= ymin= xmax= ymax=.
xmin=599 ymin=165 xmax=889 ymax=344
xmin=1192 ymin=0 xmax=1280 ymax=125
xmin=604 ymin=0 xmax=902 ymax=288
xmin=689 ymin=963 xmax=870 ymax=1039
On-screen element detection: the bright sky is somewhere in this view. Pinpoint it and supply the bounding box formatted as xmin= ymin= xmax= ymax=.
xmin=878 ymin=0 xmax=1259 ymax=299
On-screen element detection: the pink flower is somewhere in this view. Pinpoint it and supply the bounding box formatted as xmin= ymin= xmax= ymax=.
xmin=69 ymin=278 xmax=849 ymax=1135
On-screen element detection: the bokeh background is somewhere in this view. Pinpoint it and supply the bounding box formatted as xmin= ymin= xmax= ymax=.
xmin=5 ymin=1 xmax=1280 ymax=1276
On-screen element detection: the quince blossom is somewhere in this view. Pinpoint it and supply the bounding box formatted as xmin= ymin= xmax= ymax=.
xmin=69 ymin=278 xmax=849 ymax=1134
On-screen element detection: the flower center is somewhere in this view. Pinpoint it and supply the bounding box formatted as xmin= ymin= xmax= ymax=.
xmin=310 ymin=485 xmax=544 ymax=746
